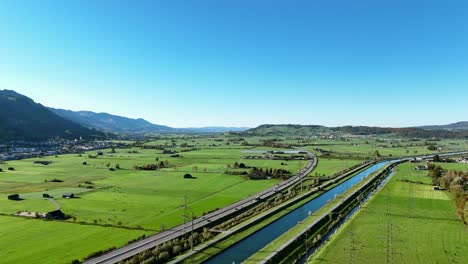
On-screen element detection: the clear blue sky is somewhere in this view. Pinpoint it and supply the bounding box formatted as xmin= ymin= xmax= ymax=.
xmin=1 ymin=0 xmax=467 ymax=128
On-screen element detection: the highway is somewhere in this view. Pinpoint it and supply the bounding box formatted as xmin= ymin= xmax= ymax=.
xmin=84 ymin=150 xmax=317 ymax=264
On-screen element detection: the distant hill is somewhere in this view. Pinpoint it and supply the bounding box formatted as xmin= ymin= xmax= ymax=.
xmin=0 ymin=90 xmax=104 ymax=141
xmin=242 ymin=124 xmax=329 ymax=136
xmin=50 ymin=108 xmax=177 ymax=134
xmin=243 ymin=124 xmax=468 ymax=139
xmin=179 ymin=127 xmax=250 ymax=133
xmin=417 ymin=122 xmax=468 ymax=131
xmin=50 ymin=108 xmax=249 ymax=134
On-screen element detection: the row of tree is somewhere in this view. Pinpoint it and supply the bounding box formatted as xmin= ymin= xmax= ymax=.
xmin=428 ymin=164 xmax=467 ymax=223
xmin=249 ymin=167 xmax=291 ymax=179
xmin=133 ymin=161 xmax=169 ymax=171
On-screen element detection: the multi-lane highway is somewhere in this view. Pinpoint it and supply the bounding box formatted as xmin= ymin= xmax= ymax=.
xmin=84 ymin=151 xmax=317 ymax=264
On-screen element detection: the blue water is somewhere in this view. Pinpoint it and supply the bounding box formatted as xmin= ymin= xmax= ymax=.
xmin=204 ymin=161 xmax=389 ymax=264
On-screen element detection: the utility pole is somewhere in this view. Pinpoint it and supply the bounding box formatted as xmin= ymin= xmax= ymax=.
xmin=347 ymin=230 xmax=356 ymax=264
xmin=300 ymin=159 xmax=304 ymax=196
xmin=305 ymin=226 xmax=308 ymax=260
xmin=183 ymin=191 xmax=188 ymax=235
xmin=385 ymin=188 xmax=394 ymax=264
xmin=408 ymin=180 xmax=413 ymax=218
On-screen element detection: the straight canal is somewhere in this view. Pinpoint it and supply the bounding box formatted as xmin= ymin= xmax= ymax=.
xmin=204 ymin=161 xmax=390 ymax=264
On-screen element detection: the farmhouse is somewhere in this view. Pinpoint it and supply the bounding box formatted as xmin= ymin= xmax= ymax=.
xmin=183 ymin=173 xmax=193 ymax=179
xmin=33 ymin=160 xmax=52 ymax=165
xmin=8 ymin=194 xmax=20 ymax=200
xmin=62 ymin=193 xmax=75 ymax=199
xmin=45 ymin=209 xmax=67 ymax=220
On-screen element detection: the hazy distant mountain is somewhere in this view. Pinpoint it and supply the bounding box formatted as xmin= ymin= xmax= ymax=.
xmin=0 ymin=90 xmax=104 ymax=141
xmin=49 ymin=108 xmax=177 ymax=134
xmin=50 ymin=108 xmax=249 ymax=134
xmin=417 ymin=122 xmax=468 ymax=131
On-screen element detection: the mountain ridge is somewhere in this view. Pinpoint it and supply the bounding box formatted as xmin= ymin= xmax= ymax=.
xmin=49 ymin=107 xmax=249 ymax=134
xmin=0 ymin=90 xmax=105 ymax=141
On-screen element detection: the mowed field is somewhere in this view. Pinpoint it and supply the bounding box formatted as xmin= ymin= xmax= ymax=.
xmin=309 ymin=162 xmax=468 ymax=264
xmin=0 ymin=140 xmax=305 ymax=263
xmin=0 ymin=215 xmax=150 ymax=264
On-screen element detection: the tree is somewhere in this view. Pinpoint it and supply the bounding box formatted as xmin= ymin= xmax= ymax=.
xmin=433 ymin=154 xmax=441 ymax=162
xmin=427 ymin=145 xmax=437 ymax=151
xmin=157 ymin=251 xmax=170 ymax=262
xmin=373 ymin=150 xmax=381 ymax=157
xmin=429 ymin=165 xmax=443 ymax=185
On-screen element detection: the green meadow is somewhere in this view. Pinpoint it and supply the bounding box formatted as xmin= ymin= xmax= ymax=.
xmin=0 ymin=215 xmax=150 ymax=264
xmin=309 ymin=162 xmax=468 ymax=264
xmin=0 ymin=138 xmax=305 ymax=263
xmin=1 ymin=136 xmax=466 ymax=263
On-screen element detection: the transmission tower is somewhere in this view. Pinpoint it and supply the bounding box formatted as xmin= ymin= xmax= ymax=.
xmin=347 ymin=230 xmax=356 ymax=264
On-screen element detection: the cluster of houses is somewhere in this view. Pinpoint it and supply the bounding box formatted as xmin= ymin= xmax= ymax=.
xmin=456 ymin=157 xmax=468 ymax=164
xmin=8 ymin=192 xmax=76 ymax=200
xmin=0 ymin=140 xmax=111 ymax=161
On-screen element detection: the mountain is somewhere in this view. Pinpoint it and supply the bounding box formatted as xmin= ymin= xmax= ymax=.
xmin=49 ymin=108 xmax=176 ymax=134
xmin=242 ymin=124 xmax=468 ymax=139
xmin=417 ymin=122 xmax=468 ymax=131
xmin=0 ymin=90 xmax=104 ymax=141
xmin=50 ymin=108 xmax=249 ymax=134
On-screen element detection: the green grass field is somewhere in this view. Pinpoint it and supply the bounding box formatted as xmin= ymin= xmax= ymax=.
xmin=0 ymin=139 xmax=306 ymax=263
xmin=0 ymin=215 xmax=150 ymax=264
xmin=304 ymin=139 xmax=468 ymax=159
xmin=310 ymin=158 xmax=362 ymax=176
xmin=1 ymin=136 xmax=466 ymax=263
xmin=309 ymin=162 xmax=468 ymax=264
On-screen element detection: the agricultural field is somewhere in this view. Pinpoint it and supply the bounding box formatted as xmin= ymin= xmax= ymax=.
xmin=303 ymin=138 xmax=468 ymax=159
xmin=309 ymin=162 xmax=468 ymax=264
xmin=309 ymin=158 xmax=362 ymax=176
xmin=0 ymin=215 xmax=150 ymax=264
xmin=0 ymin=137 xmax=306 ymax=263
xmin=1 ymin=135 xmax=466 ymax=263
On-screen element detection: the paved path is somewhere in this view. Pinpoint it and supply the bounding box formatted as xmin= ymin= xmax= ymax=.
xmin=46 ymin=198 xmax=61 ymax=210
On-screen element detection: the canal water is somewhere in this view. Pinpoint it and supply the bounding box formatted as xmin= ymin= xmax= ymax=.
xmin=296 ymin=168 xmax=397 ymax=263
xmin=204 ymin=161 xmax=389 ymax=264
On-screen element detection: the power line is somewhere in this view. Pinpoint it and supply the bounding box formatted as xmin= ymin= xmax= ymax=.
xmin=408 ymin=180 xmax=413 ymax=218
xmin=183 ymin=191 xmax=188 ymax=236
